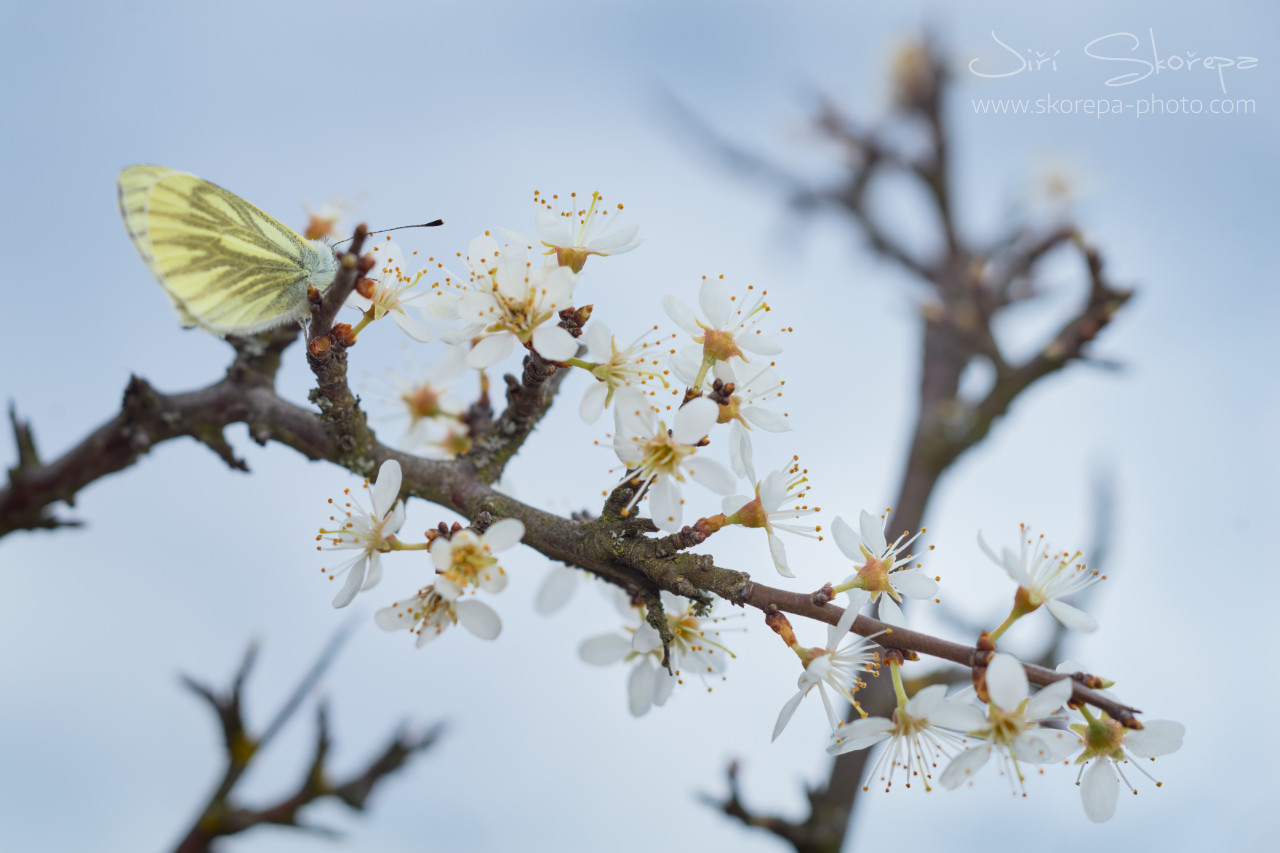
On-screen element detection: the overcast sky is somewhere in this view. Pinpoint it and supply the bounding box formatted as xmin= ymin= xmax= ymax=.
xmin=2 ymin=1 xmax=1276 ymax=851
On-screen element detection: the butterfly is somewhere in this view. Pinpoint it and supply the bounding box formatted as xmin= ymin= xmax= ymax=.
xmin=118 ymin=165 xmax=338 ymax=336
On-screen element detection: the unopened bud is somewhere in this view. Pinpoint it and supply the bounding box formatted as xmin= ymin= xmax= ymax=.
xmin=333 ymin=323 xmax=357 ymax=347
xmin=763 ymin=605 xmax=798 ymax=647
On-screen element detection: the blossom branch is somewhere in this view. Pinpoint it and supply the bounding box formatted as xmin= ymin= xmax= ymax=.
xmin=0 ymin=344 xmax=1139 ymax=729
xmin=674 ymin=39 xmax=1138 ymax=849
xmin=740 ymin=585 xmax=1138 ymax=724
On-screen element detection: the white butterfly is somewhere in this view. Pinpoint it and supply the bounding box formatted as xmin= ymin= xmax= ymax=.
xmin=118 ymin=165 xmax=338 ymax=336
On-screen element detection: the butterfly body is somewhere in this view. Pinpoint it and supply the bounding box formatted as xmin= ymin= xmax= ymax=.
xmin=118 ymin=165 xmax=337 ymax=335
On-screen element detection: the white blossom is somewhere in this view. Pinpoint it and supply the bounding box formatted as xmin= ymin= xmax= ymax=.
xmin=579 ymin=591 xmax=734 ymax=717
xmin=1067 ymin=701 xmax=1184 ymax=822
xmin=980 ymin=524 xmax=1103 ymax=632
xmin=833 ymin=509 xmax=936 ymax=626
xmin=939 ymin=653 xmax=1077 ymax=791
xmin=431 ymin=517 xmax=525 ymax=601
xmin=662 ymin=277 xmax=783 ymax=391
xmin=722 ymin=446 xmax=820 ymax=578
xmin=611 ymin=391 xmax=736 ymax=532
xmin=368 ymin=344 xmax=468 ymax=451
xmin=375 ymin=585 xmax=502 ymax=646
xmin=348 ymin=239 xmax=440 ymax=341
xmin=509 ymin=189 xmax=642 ymax=273
xmin=317 ymin=459 xmax=405 ymax=608
xmin=827 ymin=682 xmax=987 ymax=792
xmin=773 ymin=605 xmax=881 ymax=741
xmin=446 ymin=234 xmax=579 ymax=368
xmin=671 ymin=353 xmax=790 ymax=435
xmin=577 ymin=321 xmax=671 ymax=423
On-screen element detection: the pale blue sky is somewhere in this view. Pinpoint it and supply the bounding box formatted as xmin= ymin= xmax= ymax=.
xmin=1 ymin=2 xmax=1275 ymax=851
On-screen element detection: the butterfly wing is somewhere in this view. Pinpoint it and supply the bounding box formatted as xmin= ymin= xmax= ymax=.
xmin=118 ymin=165 xmax=337 ymax=335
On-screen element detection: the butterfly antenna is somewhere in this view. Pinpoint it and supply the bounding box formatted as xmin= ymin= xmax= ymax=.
xmin=334 ymin=219 xmax=443 ymax=247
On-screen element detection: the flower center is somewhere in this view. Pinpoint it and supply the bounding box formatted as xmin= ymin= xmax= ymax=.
xmin=638 ymin=433 xmax=694 ymax=480
xmin=701 ymin=327 xmax=745 ymax=363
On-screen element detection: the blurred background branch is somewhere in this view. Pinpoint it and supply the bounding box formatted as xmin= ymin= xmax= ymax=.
xmin=684 ymin=41 xmax=1133 ymax=851
xmin=171 ymin=625 xmax=442 ymax=852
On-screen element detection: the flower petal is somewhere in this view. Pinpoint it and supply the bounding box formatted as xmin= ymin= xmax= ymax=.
xmin=534 ymin=210 xmax=574 ymax=246
xmin=631 ymin=621 xmax=662 ymax=653
xmin=939 ymin=744 xmax=991 ymax=789
xmin=628 ymin=660 xmax=657 ymax=717
xmin=374 ymin=602 xmax=416 ymax=631
xmin=928 ymin=700 xmax=988 ymax=734
xmin=583 ymin=321 xmax=612 ymax=360
xmin=737 ymin=336 xmax=783 ymax=356
xmin=772 ymin=689 xmax=807 ymax=742
xmin=482 ymin=518 xmax=525 ymax=552
xmin=1046 ymin=599 xmax=1098 ymax=633
xmin=742 ymin=406 xmax=791 ymax=432
xmin=580 ymin=381 xmax=608 ymax=424
xmin=465 ymin=332 xmax=515 ymax=369
xmin=382 ymin=501 xmax=406 ymax=536
xmin=827 ymin=598 xmax=860 ymax=649
xmin=478 ymin=565 xmax=508 ymax=594
xmin=1014 ymin=729 xmax=1078 ymax=763
xmin=859 ymin=510 xmax=888 ymax=556
xmin=590 ymin=224 xmax=641 ymax=253
xmin=661 ymin=295 xmax=701 ymax=337
xmin=531 ymin=324 xmax=579 ymax=362
xmin=434 ymin=573 xmax=463 ymax=601
xmin=842 ymin=588 xmax=870 ymax=618
xmin=1125 ymin=720 xmax=1185 ymax=758
xmin=391 ymin=312 xmax=437 ymax=342
xmin=985 ymin=653 xmax=1029 ymax=711
xmin=1081 ymin=758 xmax=1119 ymax=823
xmin=877 ymin=597 xmax=905 ymax=627
xmin=827 ymin=717 xmax=894 ymax=755
xmin=892 ymin=568 xmax=938 ymax=599
xmin=456 ymin=599 xmax=501 ymax=640
xmin=652 ymin=668 xmax=677 ymax=707
xmin=536 ymin=566 xmax=578 ymax=615
xmin=831 ymin=516 xmax=862 ymax=562
xmin=686 ymin=457 xmax=737 ymax=495
xmin=579 ymin=633 xmax=631 ymax=665
xmin=361 ymin=552 xmax=382 ymax=591
xmin=671 ymin=397 xmax=718 ymax=444
xmin=429 ymin=537 xmax=454 ymax=572
xmin=331 ymin=557 xmax=367 ymax=608
xmin=370 ymin=460 xmax=403 ymax=519
xmin=649 ymin=476 xmax=683 ymax=533
xmin=903 ymin=683 xmax=949 ymax=716
xmin=699 ymin=277 xmax=731 ymax=328
xmin=977 ymin=530 xmax=1001 ymax=566
xmin=729 ymin=421 xmax=754 ymax=480
xmin=767 ymin=532 xmax=795 ymax=578
xmin=1024 ymin=676 xmax=1074 ymax=720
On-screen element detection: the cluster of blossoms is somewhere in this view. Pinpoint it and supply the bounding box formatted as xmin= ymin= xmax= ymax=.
xmin=761 ymin=521 xmax=1180 ymax=821
xmin=307 ymin=192 xmax=1179 ymax=825
xmin=317 ymin=459 xmax=524 ymax=645
xmin=579 ymin=590 xmax=736 ymax=717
